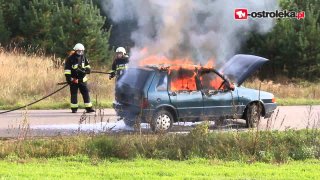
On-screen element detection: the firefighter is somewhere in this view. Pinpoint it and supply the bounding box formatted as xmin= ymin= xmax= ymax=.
xmin=109 ymin=47 xmax=129 ymax=80
xmin=64 ymin=43 xmax=95 ymax=113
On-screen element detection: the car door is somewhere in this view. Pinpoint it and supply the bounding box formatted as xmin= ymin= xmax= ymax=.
xmin=168 ymin=68 xmax=203 ymax=119
xmin=199 ymin=70 xmax=238 ymax=118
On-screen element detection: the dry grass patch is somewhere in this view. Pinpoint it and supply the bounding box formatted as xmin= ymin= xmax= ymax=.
xmin=244 ymin=79 xmax=320 ymax=99
xmin=0 ymin=49 xmax=114 ymax=108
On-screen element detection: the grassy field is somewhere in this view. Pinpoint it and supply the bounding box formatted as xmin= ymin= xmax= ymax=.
xmin=1 ymin=129 xmax=319 ymax=162
xmin=0 ymin=128 xmax=319 ymax=179
xmin=0 ymin=49 xmax=114 ymax=109
xmin=243 ymin=79 xmax=320 ymax=105
xmin=1 ymin=49 xmax=320 ymax=109
xmin=0 ymin=157 xmax=319 ymax=179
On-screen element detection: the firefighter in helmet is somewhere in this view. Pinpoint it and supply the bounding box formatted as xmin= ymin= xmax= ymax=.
xmin=64 ymin=43 xmax=95 ymax=113
xmin=109 ymin=47 xmax=129 ymax=80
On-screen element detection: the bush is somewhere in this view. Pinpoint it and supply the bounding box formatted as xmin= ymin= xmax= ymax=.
xmin=0 ymin=129 xmax=319 ymax=163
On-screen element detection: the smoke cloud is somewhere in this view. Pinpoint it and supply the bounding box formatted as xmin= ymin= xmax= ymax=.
xmin=102 ymin=0 xmax=278 ymax=66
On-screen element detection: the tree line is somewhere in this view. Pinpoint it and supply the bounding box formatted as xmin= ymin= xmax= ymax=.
xmin=244 ymin=0 xmax=320 ymax=81
xmin=0 ymin=0 xmax=112 ymax=65
xmin=0 ymin=0 xmax=319 ymax=81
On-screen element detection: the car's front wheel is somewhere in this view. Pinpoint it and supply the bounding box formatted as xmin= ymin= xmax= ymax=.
xmin=245 ymin=103 xmax=262 ymax=128
xmin=151 ymin=109 xmax=174 ymax=132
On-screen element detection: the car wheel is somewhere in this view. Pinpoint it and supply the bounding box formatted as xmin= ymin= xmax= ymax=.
xmin=151 ymin=109 xmax=173 ymax=132
xmin=245 ymin=103 xmax=262 ymax=128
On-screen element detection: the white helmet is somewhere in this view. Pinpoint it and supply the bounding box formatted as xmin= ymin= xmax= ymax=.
xmin=73 ymin=43 xmax=85 ymax=51
xmin=116 ymin=47 xmax=126 ymax=54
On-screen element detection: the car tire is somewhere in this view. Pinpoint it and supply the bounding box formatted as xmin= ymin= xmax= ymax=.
xmin=151 ymin=109 xmax=174 ymax=132
xmin=245 ymin=103 xmax=262 ymax=128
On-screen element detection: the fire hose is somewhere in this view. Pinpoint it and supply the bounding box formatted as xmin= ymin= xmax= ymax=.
xmin=0 ymin=70 xmax=112 ymax=115
xmin=0 ymin=84 xmax=69 ymax=115
xmin=91 ymin=70 xmax=112 ymax=75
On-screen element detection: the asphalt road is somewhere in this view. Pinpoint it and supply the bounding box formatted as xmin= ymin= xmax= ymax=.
xmin=0 ymin=106 xmax=319 ymax=137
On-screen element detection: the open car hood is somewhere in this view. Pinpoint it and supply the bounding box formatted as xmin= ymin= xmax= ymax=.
xmin=219 ymin=54 xmax=268 ymax=86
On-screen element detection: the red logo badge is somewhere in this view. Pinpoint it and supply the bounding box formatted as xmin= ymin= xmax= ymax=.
xmin=296 ymin=11 xmax=305 ymax=20
xmin=235 ymin=9 xmax=248 ymax=20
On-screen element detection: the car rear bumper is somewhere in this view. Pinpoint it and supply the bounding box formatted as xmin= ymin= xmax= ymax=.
xmin=264 ymin=103 xmax=277 ymax=118
xmin=113 ymin=102 xmax=154 ymax=122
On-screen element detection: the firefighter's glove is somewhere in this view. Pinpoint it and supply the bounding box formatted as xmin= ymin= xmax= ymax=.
xmin=72 ymin=78 xmax=78 ymax=84
xmin=109 ymin=72 xmax=115 ymax=80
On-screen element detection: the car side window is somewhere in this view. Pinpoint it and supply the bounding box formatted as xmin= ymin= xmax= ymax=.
xmin=200 ymin=71 xmax=224 ymax=90
xmin=156 ymin=74 xmax=168 ymax=91
xmin=169 ymin=69 xmax=197 ymax=91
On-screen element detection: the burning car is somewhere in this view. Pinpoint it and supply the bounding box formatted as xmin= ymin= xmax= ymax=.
xmin=113 ymin=54 xmax=277 ymax=132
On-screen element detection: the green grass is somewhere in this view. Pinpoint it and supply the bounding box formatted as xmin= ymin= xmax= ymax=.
xmin=0 ymin=157 xmax=319 ymax=179
xmin=1 ymin=130 xmax=319 ymax=163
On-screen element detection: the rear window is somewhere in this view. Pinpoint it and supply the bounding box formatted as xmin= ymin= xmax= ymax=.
xmin=117 ymin=68 xmax=153 ymax=89
xmin=156 ymin=73 xmax=168 ymax=91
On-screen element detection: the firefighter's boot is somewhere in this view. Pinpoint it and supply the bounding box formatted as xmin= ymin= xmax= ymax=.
xmin=71 ymin=108 xmax=78 ymax=113
xmin=85 ymin=107 xmax=95 ymax=113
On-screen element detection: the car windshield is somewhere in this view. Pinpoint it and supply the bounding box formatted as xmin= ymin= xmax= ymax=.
xmin=117 ymin=68 xmax=153 ymax=89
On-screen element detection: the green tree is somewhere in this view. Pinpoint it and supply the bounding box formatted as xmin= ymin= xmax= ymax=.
xmin=19 ymin=0 xmax=56 ymax=53
xmin=0 ymin=0 xmax=112 ymax=65
xmin=18 ymin=0 xmax=113 ymax=64
xmin=296 ymin=3 xmax=320 ymax=80
xmin=245 ymin=0 xmax=320 ymax=81
xmin=49 ymin=0 xmax=112 ymax=64
xmin=0 ymin=5 xmax=11 ymax=44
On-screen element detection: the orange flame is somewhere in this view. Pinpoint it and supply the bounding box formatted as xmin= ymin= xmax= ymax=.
xmin=170 ymin=68 xmax=197 ymax=91
xmin=137 ymin=48 xmax=221 ymax=91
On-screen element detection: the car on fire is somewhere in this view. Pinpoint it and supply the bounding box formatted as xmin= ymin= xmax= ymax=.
xmin=113 ymin=54 xmax=277 ymax=132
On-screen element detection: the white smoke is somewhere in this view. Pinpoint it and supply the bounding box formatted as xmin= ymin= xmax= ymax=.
xmin=102 ymin=0 xmax=278 ymax=66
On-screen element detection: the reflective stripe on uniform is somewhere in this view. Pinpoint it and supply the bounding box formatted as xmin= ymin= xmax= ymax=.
xmin=116 ymin=66 xmax=126 ymax=70
xmin=83 ymin=76 xmax=88 ymax=82
xmin=72 ymin=64 xmax=78 ymax=69
xmin=84 ymin=102 xmax=92 ymax=107
xmin=65 ymin=70 xmax=71 ymax=74
xmin=84 ymin=65 xmax=91 ymax=69
xmin=70 ymin=103 xmax=78 ymax=108
xmin=116 ymin=64 xmax=128 ymax=71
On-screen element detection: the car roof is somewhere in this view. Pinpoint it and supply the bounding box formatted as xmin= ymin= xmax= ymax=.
xmin=135 ymin=64 xmax=216 ymax=72
xmin=127 ymin=66 xmax=157 ymax=71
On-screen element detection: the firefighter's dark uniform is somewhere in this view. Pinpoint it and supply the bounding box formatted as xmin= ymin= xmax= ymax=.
xmin=64 ymin=53 xmax=93 ymax=113
xmin=109 ymin=56 xmax=129 ymax=80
